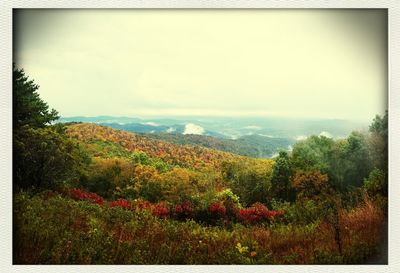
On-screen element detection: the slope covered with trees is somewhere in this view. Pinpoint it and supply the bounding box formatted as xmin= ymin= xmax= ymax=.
xmin=13 ymin=67 xmax=388 ymax=264
xmin=142 ymin=132 xmax=293 ymax=158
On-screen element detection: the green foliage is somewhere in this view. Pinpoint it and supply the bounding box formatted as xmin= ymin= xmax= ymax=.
xmin=363 ymin=168 xmax=388 ymax=211
xmin=270 ymin=199 xmax=321 ymax=225
xmin=129 ymin=151 xmax=172 ymax=172
xmin=291 ymin=135 xmax=335 ymax=173
xmin=364 ymin=168 xmax=387 ymax=197
xmin=13 ymin=65 xmax=59 ymax=129
xmin=221 ymin=159 xmax=273 ymax=206
xmin=83 ymin=158 xmax=137 ymax=199
xmin=86 ymin=140 xmax=131 ymax=158
xmin=369 ymin=111 xmax=388 ymax=137
xmin=291 ymin=130 xmax=374 ymax=192
xmin=13 ymin=125 xmax=90 ymax=190
xmin=368 ymin=112 xmax=388 ymax=171
xmin=342 ymin=132 xmax=371 ymax=188
xmin=271 ymin=151 xmax=294 ymax=201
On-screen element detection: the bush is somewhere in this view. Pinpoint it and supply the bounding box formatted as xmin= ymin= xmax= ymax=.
xmin=70 ymin=188 xmax=105 ymax=205
xmin=238 ymin=203 xmax=284 ymax=225
xmin=14 ymin=126 xmax=89 ymax=190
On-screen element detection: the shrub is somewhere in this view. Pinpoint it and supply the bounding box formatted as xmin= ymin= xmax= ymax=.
xmin=152 ymin=202 xmax=170 ymax=218
xmin=110 ymin=199 xmax=132 ymax=210
xmin=173 ymin=201 xmax=194 ymax=220
xmin=70 ymin=188 xmax=104 ymax=205
xmin=208 ymin=202 xmax=227 ymax=218
xmin=238 ymin=202 xmax=284 ymax=225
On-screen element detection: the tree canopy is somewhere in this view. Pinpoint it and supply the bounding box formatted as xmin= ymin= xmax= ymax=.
xmin=13 ymin=65 xmax=59 ymax=129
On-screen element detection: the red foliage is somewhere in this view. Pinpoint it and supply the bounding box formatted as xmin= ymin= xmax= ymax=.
xmin=175 ymin=202 xmax=193 ymax=214
xmin=209 ymin=202 xmax=227 ymax=218
xmin=70 ymin=188 xmax=104 ymax=205
xmin=68 ymin=188 xmax=285 ymax=226
xmin=152 ymin=202 xmax=170 ymax=218
xmin=110 ymin=199 xmax=132 ymax=210
xmin=238 ymin=202 xmax=284 ymax=224
xmin=174 ymin=201 xmax=194 ymax=218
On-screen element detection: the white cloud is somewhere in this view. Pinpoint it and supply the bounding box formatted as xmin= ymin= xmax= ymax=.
xmin=183 ymin=123 xmax=205 ymax=135
xmin=143 ymin=122 xmax=159 ymax=126
xmin=243 ymin=125 xmax=262 ymax=130
xmin=166 ymin=127 xmax=176 ymax=133
xmin=295 ymin=135 xmax=307 ymax=141
xmin=319 ymin=131 xmax=333 ymax=138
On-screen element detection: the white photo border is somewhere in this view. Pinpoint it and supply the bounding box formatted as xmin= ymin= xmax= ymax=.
xmin=1 ymin=1 xmax=399 ymax=273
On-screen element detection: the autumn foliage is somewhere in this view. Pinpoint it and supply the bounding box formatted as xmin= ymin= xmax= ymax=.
xmin=239 ymin=202 xmax=284 ymax=225
xmin=70 ymin=188 xmax=105 ymax=205
xmin=65 ymin=123 xmax=240 ymax=170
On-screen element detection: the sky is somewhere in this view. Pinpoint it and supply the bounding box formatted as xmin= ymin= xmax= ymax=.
xmin=14 ymin=9 xmax=387 ymax=121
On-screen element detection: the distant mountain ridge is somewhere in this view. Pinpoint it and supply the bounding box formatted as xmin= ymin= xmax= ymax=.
xmin=59 ymin=115 xmax=367 ymax=138
xmin=59 ymin=115 xmax=367 ymax=158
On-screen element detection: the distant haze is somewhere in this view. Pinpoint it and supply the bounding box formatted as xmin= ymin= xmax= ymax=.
xmin=14 ymin=9 xmax=387 ymax=121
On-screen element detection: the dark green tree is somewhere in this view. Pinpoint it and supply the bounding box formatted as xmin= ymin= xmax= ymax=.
xmin=342 ymin=131 xmax=371 ymax=188
xmin=368 ymin=111 xmax=388 ymax=171
xmin=13 ymin=65 xmax=59 ymax=129
xmin=14 ymin=126 xmax=89 ymax=190
xmin=369 ymin=111 xmax=388 ymax=137
xmin=291 ymin=135 xmax=335 ymax=173
xmin=271 ymin=151 xmax=294 ymax=201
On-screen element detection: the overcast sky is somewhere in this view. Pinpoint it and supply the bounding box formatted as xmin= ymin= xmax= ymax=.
xmin=14 ymin=9 xmax=387 ymax=121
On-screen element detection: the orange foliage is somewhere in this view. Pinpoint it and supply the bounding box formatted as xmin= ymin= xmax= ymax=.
xmin=291 ymin=170 xmax=329 ymax=200
xmin=66 ymin=123 xmax=242 ymax=171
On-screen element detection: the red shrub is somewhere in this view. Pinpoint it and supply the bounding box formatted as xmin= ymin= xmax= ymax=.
xmin=86 ymin=192 xmax=105 ymax=205
xmin=173 ymin=201 xmax=194 ymax=219
xmin=174 ymin=201 xmax=193 ymax=214
xmin=209 ymin=202 xmax=227 ymax=218
xmin=238 ymin=202 xmax=284 ymax=224
xmin=70 ymin=188 xmax=104 ymax=205
xmin=70 ymin=188 xmax=87 ymax=201
xmin=152 ymin=202 xmax=170 ymax=218
xmin=110 ymin=199 xmax=132 ymax=210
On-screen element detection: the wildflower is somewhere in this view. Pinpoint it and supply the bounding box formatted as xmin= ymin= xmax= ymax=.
xmin=236 ymin=242 xmax=248 ymax=254
xmin=250 ymin=251 xmax=257 ymax=257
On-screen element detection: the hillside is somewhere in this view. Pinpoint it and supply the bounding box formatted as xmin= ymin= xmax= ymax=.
xmin=65 ymin=123 xmax=257 ymax=170
xmin=139 ymin=132 xmax=294 ymax=158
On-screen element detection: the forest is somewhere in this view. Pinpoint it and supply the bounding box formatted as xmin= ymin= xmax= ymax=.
xmin=13 ymin=66 xmax=388 ymax=264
